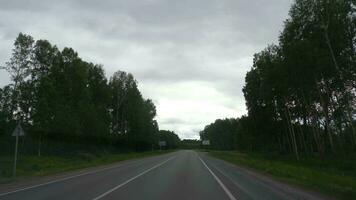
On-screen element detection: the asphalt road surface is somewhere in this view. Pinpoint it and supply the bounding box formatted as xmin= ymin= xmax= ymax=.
xmin=0 ymin=150 xmax=327 ymax=200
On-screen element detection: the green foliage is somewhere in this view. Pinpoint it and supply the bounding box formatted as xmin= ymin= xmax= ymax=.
xmin=180 ymin=139 xmax=201 ymax=149
xmin=157 ymin=130 xmax=180 ymax=149
xmin=0 ymin=33 xmax=163 ymax=152
xmin=200 ymin=2 xmax=355 ymax=197
xmin=201 ymin=0 xmax=356 ymax=160
xmin=243 ymin=0 xmax=356 ymax=157
xmin=0 ymin=150 xmax=173 ymax=182
xmin=200 ymin=118 xmax=239 ymax=150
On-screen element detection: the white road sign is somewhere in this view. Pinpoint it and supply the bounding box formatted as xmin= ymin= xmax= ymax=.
xmin=12 ymin=123 xmax=25 ymax=136
xmin=158 ymin=141 xmax=166 ymax=146
xmin=202 ymin=140 xmax=210 ymax=145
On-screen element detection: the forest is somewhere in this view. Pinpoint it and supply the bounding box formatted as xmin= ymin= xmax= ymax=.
xmin=200 ymin=0 xmax=355 ymax=160
xmin=0 ymin=33 xmax=180 ymax=156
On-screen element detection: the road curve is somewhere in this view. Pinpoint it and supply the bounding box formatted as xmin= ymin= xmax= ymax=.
xmin=0 ymin=150 xmax=327 ymax=200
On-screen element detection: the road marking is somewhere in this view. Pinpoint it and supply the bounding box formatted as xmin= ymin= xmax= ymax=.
xmin=92 ymin=156 xmax=175 ymax=200
xmin=0 ymin=157 xmax=157 ymax=197
xmin=198 ymin=156 xmax=237 ymax=200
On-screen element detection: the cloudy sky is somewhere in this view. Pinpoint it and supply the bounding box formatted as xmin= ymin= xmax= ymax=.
xmin=0 ymin=0 xmax=293 ymax=139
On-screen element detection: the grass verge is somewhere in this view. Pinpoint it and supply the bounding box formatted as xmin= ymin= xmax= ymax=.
xmin=0 ymin=150 xmax=173 ymax=184
xmin=208 ymin=151 xmax=356 ymax=200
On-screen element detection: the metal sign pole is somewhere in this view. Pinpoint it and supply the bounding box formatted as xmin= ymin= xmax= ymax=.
xmin=12 ymin=122 xmax=25 ymax=177
xmin=13 ymin=135 xmax=19 ymax=176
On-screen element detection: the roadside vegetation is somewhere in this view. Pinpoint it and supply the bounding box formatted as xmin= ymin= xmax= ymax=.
xmin=180 ymin=139 xmax=201 ymax=149
xmin=0 ymin=34 xmax=181 ymax=182
xmin=0 ymin=33 xmax=181 ymax=152
xmin=200 ymin=0 xmax=355 ymax=199
xmin=209 ymin=151 xmax=356 ymax=200
xmin=200 ymin=0 xmax=355 ymax=159
xmin=0 ymin=149 xmax=172 ymax=183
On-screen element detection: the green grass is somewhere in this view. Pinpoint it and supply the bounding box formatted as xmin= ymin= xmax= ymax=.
xmin=208 ymin=151 xmax=356 ymax=200
xmin=0 ymin=150 xmax=173 ymax=184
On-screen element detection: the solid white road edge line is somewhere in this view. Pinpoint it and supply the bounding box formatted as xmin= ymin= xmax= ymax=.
xmin=0 ymin=155 xmax=164 ymax=197
xmin=92 ymin=156 xmax=176 ymax=200
xmin=198 ymin=156 xmax=237 ymax=200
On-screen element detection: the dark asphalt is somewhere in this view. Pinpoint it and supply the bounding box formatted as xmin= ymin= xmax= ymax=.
xmin=0 ymin=150 xmax=327 ymax=200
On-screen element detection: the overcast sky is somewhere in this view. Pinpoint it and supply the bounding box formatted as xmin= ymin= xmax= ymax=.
xmin=0 ymin=0 xmax=293 ymax=139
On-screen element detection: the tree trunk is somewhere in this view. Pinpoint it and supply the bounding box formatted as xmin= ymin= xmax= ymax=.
xmin=283 ymin=122 xmax=293 ymax=154
xmin=283 ymin=102 xmax=299 ymax=161
xmin=346 ymin=108 xmax=356 ymax=146
xmin=317 ymin=79 xmax=335 ymax=153
xmin=298 ymin=123 xmax=309 ymax=155
xmin=38 ymin=133 xmax=42 ymax=157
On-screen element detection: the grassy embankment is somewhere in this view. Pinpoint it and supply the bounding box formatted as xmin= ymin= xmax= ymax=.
xmin=208 ymin=151 xmax=356 ymax=200
xmin=0 ymin=150 xmax=172 ymax=184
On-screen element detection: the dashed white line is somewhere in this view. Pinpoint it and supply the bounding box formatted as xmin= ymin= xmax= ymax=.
xmin=92 ymin=156 xmax=175 ymax=200
xmin=198 ymin=156 xmax=237 ymax=200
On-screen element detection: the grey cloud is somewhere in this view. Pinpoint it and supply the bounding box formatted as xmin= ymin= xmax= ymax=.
xmin=0 ymin=0 xmax=293 ymax=138
xmin=160 ymin=117 xmax=186 ymax=125
xmin=160 ymin=117 xmax=203 ymax=126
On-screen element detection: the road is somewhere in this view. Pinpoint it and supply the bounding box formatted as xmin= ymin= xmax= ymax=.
xmin=0 ymin=150 xmax=327 ymax=200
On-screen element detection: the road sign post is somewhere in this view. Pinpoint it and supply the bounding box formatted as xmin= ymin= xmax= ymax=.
xmin=12 ymin=122 xmax=25 ymax=177
xmin=13 ymin=134 xmax=19 ymax=176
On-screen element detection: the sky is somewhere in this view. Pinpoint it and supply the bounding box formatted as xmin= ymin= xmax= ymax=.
xmin=0 ymin=0 xmax=293 ymax=139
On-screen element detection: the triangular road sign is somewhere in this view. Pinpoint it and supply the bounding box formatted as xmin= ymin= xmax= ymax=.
xmin=12 ymin=123 xmax=25 ymax=136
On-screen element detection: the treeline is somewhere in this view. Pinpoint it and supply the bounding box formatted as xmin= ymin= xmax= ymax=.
xmin=201 ymin=0 xmax=355 ymax=159
xmin=200 ymin=119 xmax=239 ymax=150
xmin=158 ymin=130 xmax=181 ymax=149
xmin=0 ymin=33 xmax=180 ymax=152
xmin=180 ymin=139 xmax=201 ymax=149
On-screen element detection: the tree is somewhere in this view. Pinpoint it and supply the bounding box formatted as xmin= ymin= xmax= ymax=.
xmin=200 ymin=118 xmax=239 ymax=150
xmin=109 ymin=71 xmax=160 ymax=150
xmin=1 ymin=33 xmax=163 ymax=153
xmin=158 ymin=130 xmax=180 ymax=149
xmin=203 ymin=0 xmax=355 ymax=159
xmin=3 ymin=33 xmax=34 ymax=122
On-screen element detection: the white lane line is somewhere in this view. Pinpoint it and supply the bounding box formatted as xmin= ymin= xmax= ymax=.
xmin=198 ymin=156 xmax=237 ymax=200
xmin=0 ymin=157 xmax=157 ymax=197
xmin=92 ymin=156 xmax=175 ymax=200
